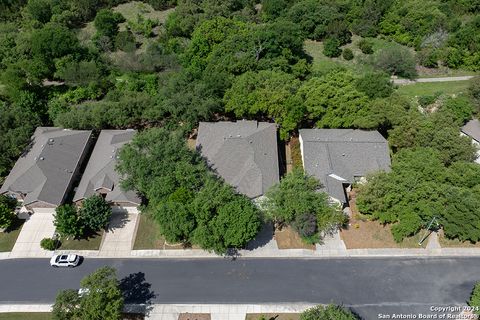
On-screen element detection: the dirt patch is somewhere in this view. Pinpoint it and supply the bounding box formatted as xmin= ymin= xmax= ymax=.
xmin=187 ymin=138 xmax=196 ymax=151
xmin=275 ymin=226 xmax=315 ymax=250
xmin=287 ymin=137 xmax=303 ymax=172
xmin=246 ymin=314 xmax=300 ymax=320
xmin=340 ymin=190 xmax=422 ymax=249
xmin=178 ymin=314 xmax=211 ymax=320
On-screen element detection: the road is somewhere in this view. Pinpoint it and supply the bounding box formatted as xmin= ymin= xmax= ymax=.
xmin=393 ymin=75 xmax=475 ymax=85
xmin=0 ymin=257 xmax=479 ymax=319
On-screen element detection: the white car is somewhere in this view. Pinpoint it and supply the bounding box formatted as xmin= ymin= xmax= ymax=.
xmin=50 ymin=254 xmax=81 ymax=268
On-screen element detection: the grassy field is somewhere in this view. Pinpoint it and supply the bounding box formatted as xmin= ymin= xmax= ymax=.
xmin=58 ymin=231 xmax=104 ymax=250
xmin=396 ymin=81 xmax=471 ymax=98
xmin=0 ymin=313 xmax=52 ymax=320
xmin=113 ymin=1 xmax=174 ymax=23
xmin=0 ymin=218 xmax=25 ymax=252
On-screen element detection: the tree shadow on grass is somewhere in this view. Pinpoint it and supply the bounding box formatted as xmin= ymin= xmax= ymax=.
xmin=120 ymin=272 xmax=156 ymax=316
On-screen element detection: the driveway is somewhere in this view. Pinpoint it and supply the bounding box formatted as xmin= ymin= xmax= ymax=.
xmin=99 ymin=211 xmax=139 ymax=256
xmin=10 ymin=211 xmax=56 ymax=258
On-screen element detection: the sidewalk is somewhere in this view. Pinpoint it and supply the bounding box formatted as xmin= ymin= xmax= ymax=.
xmin=0 ymin=303 xmax=317 ymax=320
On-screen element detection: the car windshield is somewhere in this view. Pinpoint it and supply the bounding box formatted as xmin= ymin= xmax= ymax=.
xmin=55 ymin=256 xmax=61 ymax=263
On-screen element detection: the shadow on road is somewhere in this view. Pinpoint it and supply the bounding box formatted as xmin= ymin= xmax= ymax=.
xmin=120 ymin=272 xmax=156 ymax=316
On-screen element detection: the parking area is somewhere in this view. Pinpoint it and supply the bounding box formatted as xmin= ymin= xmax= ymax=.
xmin=10 ymin=211 xmax=56 ymax=258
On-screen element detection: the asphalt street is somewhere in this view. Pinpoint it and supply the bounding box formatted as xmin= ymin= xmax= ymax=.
xmin=0 ymin=257 xmax=478 ymax=319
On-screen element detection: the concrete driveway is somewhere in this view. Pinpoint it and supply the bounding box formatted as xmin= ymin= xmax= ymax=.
xmin=99 ymin=211 xmax=139 ymax=257
xmin=10 ymin=211 xmax=56 ymax=258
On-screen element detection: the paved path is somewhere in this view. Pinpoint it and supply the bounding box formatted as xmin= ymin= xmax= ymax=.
xmin=393 ymin=75 xmax=475 ymax=85
xmin=10 ymin=212 xmax=55 ymax=258
xmin=99 ymin=212 xmax=139 ymax=257
xmin=0 ymin=257 xmax=479 ymax=319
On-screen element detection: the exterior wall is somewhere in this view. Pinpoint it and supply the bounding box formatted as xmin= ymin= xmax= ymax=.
xmin=29 ymin=201 xmax=56 ymax=214
xmin=299 ymin=134 xmax=305 ymax=169
xmin=62 ymin=133 xmax=94 ymax=205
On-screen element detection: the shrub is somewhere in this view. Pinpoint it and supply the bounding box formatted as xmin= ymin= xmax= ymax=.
xmin=470 ymin=282 xmax=480 ymax=315
xmin=358 ymin=39 xmax=373 ymax=54
xmin=418 ymin=48 xmax=439 ymax=68
xmin=301 ymin=304 xmax=358 ymax=320
xmin=323 ymin=38 xmax=341 ymax=58
xmin=342 ymin=48 xmax=354 ymax=60
xmin=0 ymin=195 xmax=16 ymax=230
xmin=40 ymin=237 xmax=59 ymax=250
xmin=373 ymin=46 xmax=417 ymax=79
xmin=115 ymin=30 xmax=136 ymax=52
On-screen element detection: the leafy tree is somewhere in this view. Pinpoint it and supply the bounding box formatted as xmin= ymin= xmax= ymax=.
xmin=298 ymin=70 xmax=370 ymax=128
xmin=94 ymin=9 xmax=125 ymax=38
xmin=80 ymin=195 xmax=112 ymax=232
xmin=470 ymin=282 xmax=480 ymax=315
xmin=78 ymin=267 xmax=124 ymax=320
xmin=372 ymin=46 xmax=417 ymax=79
xmin=52 ymin=289 xmax=81 ymax=320
xmin=354 ymin=71 xmax=393 ymax=99
xmin=342 ymin=48 xmax=354 ymax=60
xmin=53 ymin=205 xmax=84 ymax=238
xmin=468 ymin=76 xmax=480 ymax=107
xmin=25 ymin=0 xmax=53 ymax=24
xmin=154 ymin=200 xmax=195 ymax=244
xmin=357 ymin=39 xmax=374 ymax=54
xmin=440 ymin=96 xmax=474 ymax=124
xmin=261 ymin=0 xmax=292 ymax=20
xmin=323 ymin=38 xmax=341 ymax=58
xmin=264 ymin=169 xmax=344 ymax=242
xmin=0 ymin=203 xmax=15 ymax=230
xmin=224 ymin=70 xmax=304 ymax=138
xmin=300 ymin=304 xmax=358 ymax=320
xmin=54 ymin=57 xmax=102 ymax=87
xmin=31 ymin=23 xmax=80 ymax=65
xmin=349 ymin=0 xmax=393 ymax=37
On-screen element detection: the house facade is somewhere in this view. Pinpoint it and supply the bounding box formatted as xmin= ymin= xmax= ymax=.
xmin=73 ymin=130 xmax=141 ymax=214
xmin=0 ymin=127 xmax=93 ymax=214
xmin=461 ymin=119 xmax=480 ymax=164
xmin=196 ymin=120 xmax=280 ymax=199
xmin=299 ymin=129 xmax=391 ymax=206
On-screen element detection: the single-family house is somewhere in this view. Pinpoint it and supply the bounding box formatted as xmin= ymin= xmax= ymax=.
xmin=73 ymin=130 xmax=141 ymax=213
xmin=0 ymin=127 xmax=92 ymax=214
xmin=299 ymin=129 xmax=391 ymax=206
xmin=461 ymin=119 xmax=480 ymax=164
xmin=196 ymin=120 xmax=280 ymax=199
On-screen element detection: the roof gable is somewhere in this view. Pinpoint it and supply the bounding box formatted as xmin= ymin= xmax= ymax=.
xmin=196 ymin=120 xmax=280 ymax=198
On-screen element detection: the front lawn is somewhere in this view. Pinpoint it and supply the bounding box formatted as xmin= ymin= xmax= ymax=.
xmin=0 ymin=313 xmax=52 ymax=320
xmin=0 ymin=218 xmax=25 ymax=252
xmin=275 ymin=226 xmax=315 ymax=250
xmin=396 ymin=81 xmax=471 ymax=98
xmin=58 ymin=231 xmax=104 ymax=250
xmin=133 ymin=214 xmax=185 ymax=250
xmin=246 ymin=314 xmax=300 ymax=320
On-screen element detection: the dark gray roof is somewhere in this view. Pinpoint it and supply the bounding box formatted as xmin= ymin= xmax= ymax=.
xmin=0 ymin=127 xmax=92 ymax=206
xmin=196 ymin=121 xmax=280 ymax=198
xmin=73 ymin=130 xmax=141 ymax=206
xmin=299 ymin=129 xmax=391 ymax=203
xmin=462 ymin=119 xmax=480 ymax=142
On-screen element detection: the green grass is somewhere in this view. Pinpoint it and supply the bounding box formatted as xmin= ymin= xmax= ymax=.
xmin=133 ymin=214 xmax=187 ymax=250
xmin=396 ymin=81 xmax=471 ymax=98
xmin=0 ymin=313 xmax=52 ymax=320
xmin=58 ymin=231 xmax=104 ymax=250
xmin=0 ymin=218 xmax=25 ymax=252
xmin=113 ymin=1 xmax=174 ymax=23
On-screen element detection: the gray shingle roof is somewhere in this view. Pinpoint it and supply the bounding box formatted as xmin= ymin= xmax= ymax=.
xmin=299 ymin=129 xmax=391 ymax=203
xmin=196 ymin=121 xmax=280 ymax=198
xmin=0 ymin=127 xmax=92 ymax=206
xmin=462 ymin=119 xmax=480 ymax=143
xmin=73 ymin=130 xmax=141 ymax=206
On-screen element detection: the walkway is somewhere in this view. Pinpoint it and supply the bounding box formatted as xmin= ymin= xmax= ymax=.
xmin=10 ymin=211 xmax=55 ymax=258
xmin=393 ymin=75 xmax=475 ymax=85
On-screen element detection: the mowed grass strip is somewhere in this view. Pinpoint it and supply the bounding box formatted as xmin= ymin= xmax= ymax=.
xmin=0 ymin=313 xmax=52 ymax=320
xmin=0 ymin=218 xmax=25 ymax=252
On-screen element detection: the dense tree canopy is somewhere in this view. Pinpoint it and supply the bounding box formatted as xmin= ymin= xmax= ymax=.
xmin=300 ymin=304 xmax=359 ymax=320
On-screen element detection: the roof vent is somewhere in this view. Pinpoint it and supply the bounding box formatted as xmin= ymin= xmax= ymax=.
xmin=49 ymin=138 xmax=54 ymax=143
xmin=39 ymin=157 xmax=45 ymax=161
xmin=342 ymin=153 xmax=346 ymax=156
xmin=237 ymin=135 xmax=241 ymax=138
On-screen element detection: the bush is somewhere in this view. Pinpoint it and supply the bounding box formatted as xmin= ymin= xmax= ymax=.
xmin=342 ymin=48 xmax=354 ymax=60
xmin=470 ymin=282 xmax=480 ymax=315
xmin=40 ymin=237 xmax=59 ymax=250
xmin=94 ymin=9 xmax=125 ymax=38
xmin=0 ymin=195 xmax=17 ymax=230
xmin=373 ymin=46 xmax=417 ymax=79
xmin=418 ymin=48 xmax=439 ymax=68
xmin=115 ymin=31 xmax=136 ymax=52
xmin=300 ymin=304 xmax=358 ymax=320
xmin=358 ymin=39 xmax=373 ymax=54
xmin=323 ymin=38 xmax=341 ymax=58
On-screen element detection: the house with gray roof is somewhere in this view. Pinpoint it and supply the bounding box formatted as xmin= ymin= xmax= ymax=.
xmin=461 ymin=119 xmax=480 ymax=164
xmin=299 ymin=129 xmax=391 ymax=205
xmin=73 ymin=130 xmax=141 ymax=213
xmin=0 ymin=127 xmax=92 ymax=213
xmin=196 ymin=120 xmax=280 ymax=199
